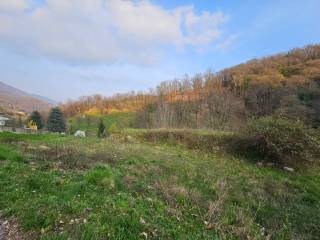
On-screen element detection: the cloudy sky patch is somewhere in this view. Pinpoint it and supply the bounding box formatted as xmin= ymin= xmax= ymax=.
xmin=0 ymin=0 xmax=319 ymax=101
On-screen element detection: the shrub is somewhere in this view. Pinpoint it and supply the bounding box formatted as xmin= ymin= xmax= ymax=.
xmin=278 ymin=65 xmax=301 ymax=77
xmin=139 ymin=130 xmax=231 ymax=152
xmin=108 ymin=123 xmax=122 ymax=134
xmin=235 ymin=116 xmax=320 ymax=166
xmin=97 ymin=119 xmax=106 ymax=138
xmin=85 ymin=165 xmax=115 ymax=189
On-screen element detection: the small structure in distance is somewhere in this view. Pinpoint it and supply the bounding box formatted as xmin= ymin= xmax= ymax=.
xmin=0 ymin=115 xmax=10 ymax=132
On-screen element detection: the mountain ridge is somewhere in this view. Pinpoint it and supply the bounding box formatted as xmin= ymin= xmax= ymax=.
xmin=0 ymin=81 xmax=55 ymax=113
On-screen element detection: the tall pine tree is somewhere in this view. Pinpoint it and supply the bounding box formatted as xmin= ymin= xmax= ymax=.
xmin=28 ymin=111 xmax=44 ymax=129
xmin=47 ymin=107 xmax=66 ymax=133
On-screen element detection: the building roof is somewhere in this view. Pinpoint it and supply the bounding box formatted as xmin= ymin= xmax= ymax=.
xmin=0 ymin=116 xmax=10 ymax=121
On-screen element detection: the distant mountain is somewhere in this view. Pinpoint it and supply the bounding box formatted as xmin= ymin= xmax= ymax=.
xmin=0 ymin=81 xmax=55 ymax=113
xmin=29 ymin=93 xmax=57 ymax=105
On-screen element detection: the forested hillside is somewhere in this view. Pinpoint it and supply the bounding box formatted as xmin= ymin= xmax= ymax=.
xmin=61 ymin=44 xmax=320 ymax=130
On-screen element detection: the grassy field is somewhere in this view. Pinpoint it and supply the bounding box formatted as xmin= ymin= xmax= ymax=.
xmin=68 ymin=112 xmax=136 ymax=136
xmin=0 ymin=131 xmax=319 ymax=239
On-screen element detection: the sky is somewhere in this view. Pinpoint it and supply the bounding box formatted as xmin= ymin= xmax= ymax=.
xmin=0 ymin=0 xmax=319 ymax=102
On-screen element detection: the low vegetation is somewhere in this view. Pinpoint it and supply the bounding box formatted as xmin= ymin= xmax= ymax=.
xmin=233 ymin=117 xmax=320 ymax=167
xmin=68 ymin=112 xmax=136 ymax=136
xmin=0 ymin=132 xmax=320 ymax=239
xmin=136 ymin=128 xmax=233 ymax=152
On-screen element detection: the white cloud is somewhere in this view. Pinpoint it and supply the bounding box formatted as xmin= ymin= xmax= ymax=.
xmin=216 ymin=34 xmax=239 ymax=50
xmin=0 ymin=0 xmax=230 ymax=64
xmin=0 ymin=0 xmax=28 ymax=11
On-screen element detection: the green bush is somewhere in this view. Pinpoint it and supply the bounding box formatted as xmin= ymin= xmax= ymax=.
xmin=97 ymin=119 xmax=106 ymax=138
xmin=108 ymin=123 xmax=122 ymax=134
xmin=236 ymin=116 xmax=320 ymax=166
xmin=85 ymin=165 xmax=115 ymax=189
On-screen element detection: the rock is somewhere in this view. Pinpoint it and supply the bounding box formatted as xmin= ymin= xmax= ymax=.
xmin=140 ymin=232 xmax=148 ymax=239
xmin=85 ymin=207 xmax=93 ymax=212
xmin=139 ymin=217 xmax=146 ymax=224
xmin=127 ymin=135 xmax=133 ymax=140
xmin=283 ymin=166 xmax=295 ymax=172
xmin=27 ymin=146 xmax=37 ymax=151
xmin=256 ymin=162 xmax=263 ymax=167
xmin=124 ymin=135 xmax=134 ymax=143
xmin=74 ymin=130 xmax=86 ymax=138
xmin=39 ymin=145 xmax=51 ymax=151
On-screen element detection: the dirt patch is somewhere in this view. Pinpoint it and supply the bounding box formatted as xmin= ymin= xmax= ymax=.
xmin=0 ymin=217 xmax=36 ymax=240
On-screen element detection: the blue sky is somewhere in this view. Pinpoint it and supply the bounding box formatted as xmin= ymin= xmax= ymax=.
xmin=0 ymin=0 xmax=319 ymax=102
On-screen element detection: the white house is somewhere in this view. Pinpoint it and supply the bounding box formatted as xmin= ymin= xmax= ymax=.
xmin=0 ymin=115 xmax=10 ymax=131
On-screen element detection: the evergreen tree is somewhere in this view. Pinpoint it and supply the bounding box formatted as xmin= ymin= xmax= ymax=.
xmin=97 ymin=119 xmax=106 ymax=137
xmin=47 ymin=107 xmax=66 ymax=133
xmin=28 ymin=111 xmax=44 ymax=129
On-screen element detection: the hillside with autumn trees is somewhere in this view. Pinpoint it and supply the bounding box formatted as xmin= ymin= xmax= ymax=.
xmin=61 ymin=44 xmax=320 ymax=130
xmin=2 ymin=0 xmax=320 ymax=238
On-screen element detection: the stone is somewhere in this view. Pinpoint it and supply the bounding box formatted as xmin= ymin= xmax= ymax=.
xmin=124 ymin=135 xmax=134 ymax=143
xmin=39 ymin=145 xmax=51 ymax=151
xmin=283 ymin=166 xmax=295 ymax=172
xmin=139 ymin=217 xmax=146 ymax=224
xmin=74 ymin=130 xmax=86 ymax=137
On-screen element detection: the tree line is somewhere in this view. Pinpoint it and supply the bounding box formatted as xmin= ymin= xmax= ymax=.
xmin=59 ymin=44 xmax=320 ymax=130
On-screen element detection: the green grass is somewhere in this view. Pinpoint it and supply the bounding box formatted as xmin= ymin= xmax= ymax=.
xmin=0 ymin=131 xmax=67 ymax=142
xmin=0 ymin=132 xmax=319 ymax=239
xmin=0 ymin=144 xmax=23 ymax=162
xmin=68 ymin=112 xmax=136 ymax=136
xmin=122 ymin=128 xmax=233 ymax=136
